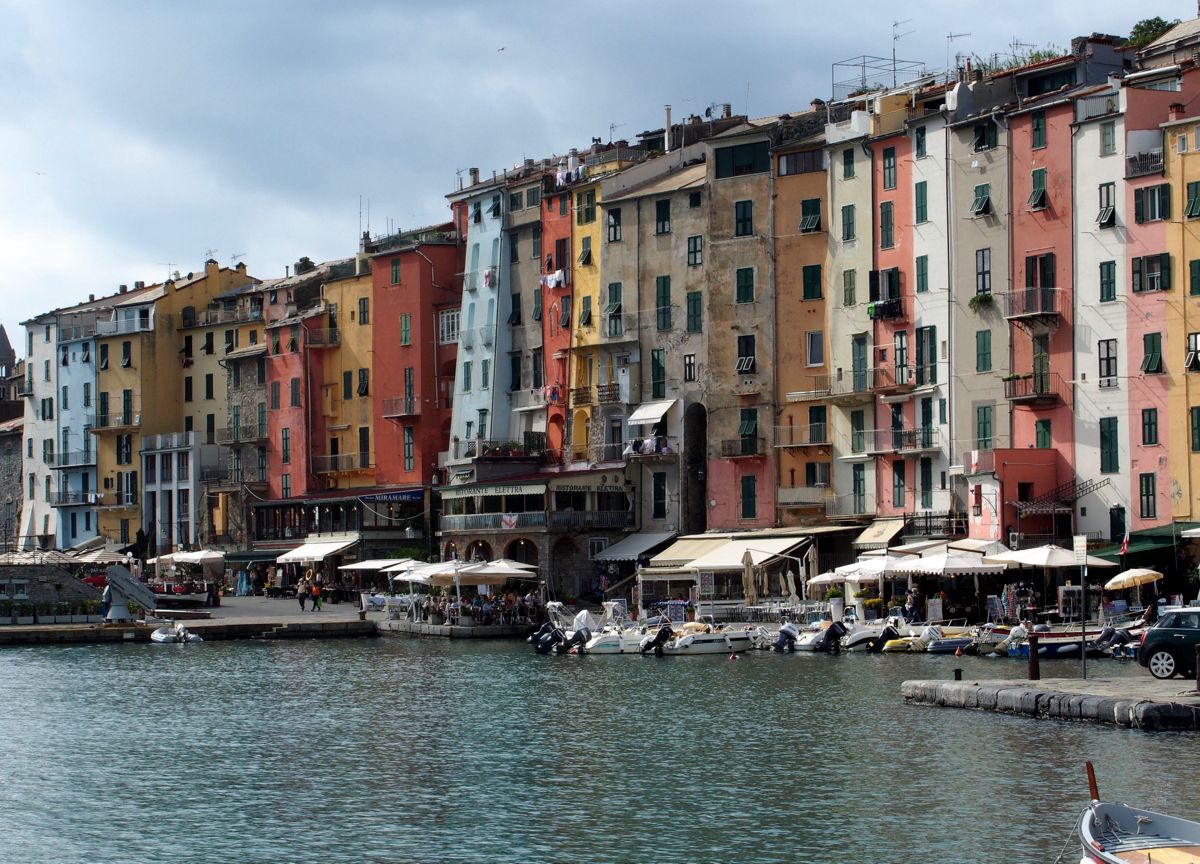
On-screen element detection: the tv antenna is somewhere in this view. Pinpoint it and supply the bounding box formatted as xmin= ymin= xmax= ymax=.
xmin=230 ymin=252 xmax=246 ymax=267
xmin=204 ymin=247 xmax=218 ymax=262
xmin=947 ymin=32 xmax=970 ymax=77
xmin=893 ymin=19 xmax=915 ymax=85
xmin=608 ymin=122 xmax=625 ymax=143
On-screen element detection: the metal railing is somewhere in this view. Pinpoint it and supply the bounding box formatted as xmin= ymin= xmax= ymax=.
xmin=548 ymin=510 xmax=634 ymax=530
xmin=867 ymin=296 xmax=905 ymax=321
xmin=571 ymin=386 xmax=594 ymax=406
xmin=202 ymin=467 xmax=268 ymax=485
xmin=438 ymin=512 xmax=547 ymax=531
xmin=462 ymin=439 xmax=546 ymax=460
xmin=1005 ymin=287 xmax=1063 ymax=318
xmin=773 ymin=423 xmax=829 ymax=447
xmin=777 ymin=486 xmax=829 ymax=506
xmin=903 ymin=511 xmax=968 ymax=539
xmin=382 ymin=397 xmax=419 ymax=417
xmin=825 ymin=493 xmax=875 ymax=518
xmin=96 ymin=317 xmax=152 ymax=336
xmin=595 ymin=383 xmax=622 ymax=404
xmin=57 ymin=324 xmax=96 ymax=342
xmin=871 ymin=365 xmax=913 ymax=391
xmin=52 ymin=450 xmax=96 ymax=468
xmin=184 ymin=306 xmax=263 ymax=328
xmin=88 ymin=406 xmax=142 ymax=429
xmin=1004 ymin=371 xmax=1065 ymax=403
xmin=312 ymin=452 xmax=373 ymax=473
xmin=1126 ymin=150 xmax=1164 ymax=179
xmin=52 ymin=491 xmax=98 ymax=506
xmin=626 ymin=435 xmax=679 ymax=458
xmin=720 ymin=437 xmax=766 ymax=458
xmin=218 ymin=424 xmax=267 ymax=444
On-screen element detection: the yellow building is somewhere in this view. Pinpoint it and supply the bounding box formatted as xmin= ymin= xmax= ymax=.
xmin=568 ymin=175 xmax=604 ymax=461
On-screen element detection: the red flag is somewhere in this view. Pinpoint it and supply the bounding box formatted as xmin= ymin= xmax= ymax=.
xmin=1120 ymin=530 xmax=1129 ymax=556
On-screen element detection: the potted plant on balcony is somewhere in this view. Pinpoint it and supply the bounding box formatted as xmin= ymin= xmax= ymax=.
xmin=968 ymin=292 xmax=993 ymax=313
xmin=459 ymin=605 xmax=475 ymax=626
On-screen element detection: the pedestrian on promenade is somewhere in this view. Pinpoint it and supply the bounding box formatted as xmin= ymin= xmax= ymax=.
xmin=297 ymin=578 xmax=307 ymax=611
xmin=311 ymin=581 xmax=322 ymax=611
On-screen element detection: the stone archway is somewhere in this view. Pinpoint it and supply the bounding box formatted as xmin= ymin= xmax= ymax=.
xmin=443 ymin=541 xmax=458 ymax=561
xmin=465 ymin=539 xmax=493 ymax=562
xmin=504 ymin=537 xmax=539 ymax=567
xmin=570 ymin=408 xmax=590 ymax=462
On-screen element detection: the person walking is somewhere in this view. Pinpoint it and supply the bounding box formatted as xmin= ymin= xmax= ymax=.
xmin=311 ymin=581 xmax=322 ymax=612
xmin=297 ymin=578 xmax=308 ymax=611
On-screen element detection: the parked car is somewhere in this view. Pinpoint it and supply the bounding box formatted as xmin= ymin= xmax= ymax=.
xmin=1137 ymin=608 xmax=1200 ymax=679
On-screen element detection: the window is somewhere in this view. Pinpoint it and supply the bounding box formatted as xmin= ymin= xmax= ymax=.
xmin=655 ymin=276 xmax=671 ymax=330
xmin=527 ymin=186 xmax=539 ymax=209
xmin=738 ymin=408 xmax=758 ymax=448
xmin=1187 ymin=181 xmax=1200 ymax=219
xmin=462 ymin=360 xmax=472 ymax=392
xmin=806 ymin=331 xmax=824 ymax=366
xmin=689 ymin=191 xmax=702 ymax=208
xmin=805 ymin=460 xmax=831 ymax=487
xmin=655 ymin=199 xmax=671 ymax=234
xmin=532 ymin=288 xmax=543 ymax=322
xmin=508 ymin=293 xmax=522 ymax=326
xmin=734 ymin=200 xmax=753 ymax=236
xmin=205 ymin=373 xmax=214 ymax=400
xmin=652 ymin=472 xmax=667 ymax=520
xmin=1031 ymin=109 xmax=1046 ymax=149
xmin=880 ymin=201 xmax=894 ymax=248
xmin=1141 ymin=332 xmax=1163 ymax=374
xmin=914 ymin=181 xmax=928 ymax=223
xmin=509 ymin=354 xmax=521 ymax=391
xmin=1132 ymin=254 xmax=1171 ymax=293
xmin=687 ymin=235 xmax=703 ymax=266
xmin=736 ymin=334 xmax=756 ymax=373
xmin=559 ymin=194 xmax=567 ymax=216
xmin=892 ymin=461 xmax=906 ymax=508
xmin=1099 ymin=417 xmax=1118 ymax=473
xmin=686 ymin=291 xmax=703 ymax=332
xmin=841 ymin=204 xmax=856 ymax=241
xmin=357 ymin=297 xmax=369 ymax=325
xmin=970 ymin=183 xmax=991 ymax=217
xmin=778 ymin=151 xmax=822 ymax=175
xmin=915 ymin=326 xmax=936 ymax=385
xmin=83 ymin=382 xmax=90 ymax=407
xmin=477 ymin=409 xmax=488 ymax=439
xmin=270 ymin=381 xmax=280 ymax=409
xmin=740 ymin=474 xmax=756 ymax=519
xmin=577 ymin=236 xmax=592 ymax=266
xmin=1134 ymin=184 xmax=1171 ymax=223
xmin=1035 ymin=419 xmax=1051 ymax=449
xmin=651 ymin=349 xmax=666 ymax=399
xmin=480 ymin=358 xmax=490 ymax=389
xmin=399 ymin=313 xmax=411 ymax=345
xmin=1100 ymin=121 xmax=1115 ymax=156
xmin=1139 ymin=473 xmax=1157 ymax=519
xmin=843 ymin=270 xmax=856 ymax=306
xmin=1193 ymin=407 xmax=1200 ymax=452
xmin=1180 ymin=133 xmax=1190 ymax=154
xmin=98 ymin=343 xmax=108 ymax=370
xmin=290 ymin=377 xmax=301 ymax=406
xmin=1098 ymin=339 xmax=1118 ymax=385
xmin=357 ymin=368 xmax=369 ymax=396
xmin=578 ymin=295 xmax=592 ymax=327
xmin=683 ymin=353 xmax=696 ymax=382
xmin=607 ymin=207 xmax=622 ymax=242
xmin=121 ymin=340 xmax=131 ymax=368
xmin=281 ymin=428 xmax=291 ymax=465
xmin=531 ymin=224 xmax=542 ymax=259
xmin=1188 ymin=332 xmax=1200 ymax=372
xmin=976 ymin=405 xmax=993 ymax=449
xmin=799 ymin=198 xmax=821 ymax=232
xmin=973 ymin=121 xmax=997 ymax=151
xmin=508 ymin=231 xmax=519 ymax=263
xmin=439 ymin=309 xmax=460 ymax=344
xmin=915 ymin=125 xmax=927 ymax=158
xmin=842 ymin=148 xmax=854 ymax=178
xmin=736 ymin=267 xmax=755 ymax=303
xmin=559 ymin=295 xmax=572 ymax=328
xmin=882 ymin=147 xmax=896 ymax=189
xmin=976 ymin=248 xmax=991 ymax=294
xmin=343 ymin=370 xmax=353 ymax=401
xmin=184 ymin=377 xmax=193 ymax=402
xmin=801 ymin=265 xmax=821 ymax=300
xmin=604 ymin=283 xmax=622 ymax=336
xmin=390 ymin=258 xmax=401 ymax=284
xmin=976 ymin=330 xmax=991 ymax=372
xmin=531 ymin=348 xmax=543 ymax=389
xmin=508 ymin=190 xmax=523 ymax=212
xmin=1097 ymin=182 xmax=1116 ymax=228
xmin=1143 ymin=408 xmax=1159 ymax=445
xmin=1100 ymin=260 xmax=1116 ymax=302
xmin=1028 ymin=168 xmax=1047 ymax=209
xmin=715 ymin=142 xmax=769 ymax=178
xmin=915 ymin=255 xmax=928 ymax=293
xmin=281 ymin=473 xmax=291 ymax=498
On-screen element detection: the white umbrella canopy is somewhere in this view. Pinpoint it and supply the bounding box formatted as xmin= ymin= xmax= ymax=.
xmin=458 ymin=562 xmax=540 ymax=580
xmin=486 ymin=558 xmax=538 ymax=571
xmin=986 ymin=544 xmax=1117 ymax=569
xmin=172 ymin=550 xmax=226 ymax=565
xmin=73 ymin=548 xmax=128 ymax=565
xmin=1104 ymin=568 xmax=1163 ymax=591
xmin=809 ymin=571 xmax=844 ymax=586
xmin=892 ymin=552 xmax=1007 ymax=577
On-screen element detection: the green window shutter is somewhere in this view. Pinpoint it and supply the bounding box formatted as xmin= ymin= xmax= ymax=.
xmin=1132 ymin=257 xmax=1143 ymax=293
xmin=736 ymin=268 xmax=755 ymax=303
xmin=740 ymin=475 xmax=756 ymax=519
xmin=880 ymin=202 xmax=893 ymax=248
xmin=843 ymin=270 xmax=856 ymax=306
xmin=656 ymin=276 xmax=671 ymax=330
xmin=1134 ymin=188 xmax=1145 ymax=224
xmin=1161 ymin=253 xmax=1172 ymax=290
xmin=1099 ymin=417 xmax=1118 ymax=472
xmin=1191 ymin=260 xmax=1200 ymax=296
xmin=915 ymin=255 xmax=928 ymax=293
xmin=1100 ymin=261 xmax=1116 ymax=302
xmin=1035 ymin=419 xmax=1051 ymax=449
xmin=976 ymin=330 xmax=991 ymax=372
xmin=802 ymin=265 xmax=822 ymax=300
xmin=1192 ymin=407 xmax=1200 ymax=452
xmin=915 ymin=181 xmax=927 ymax=223
xmin=686 ymin=291 xmax=702 ymax=332
xmin=1160 ymin=184 xmax=1172 ymax=220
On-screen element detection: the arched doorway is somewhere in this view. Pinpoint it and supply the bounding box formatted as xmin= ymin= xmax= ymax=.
xmin=465 ymin=539 xmax=493 ymax=562
xmin=504 ymin=537 xmax=539 ymax=567
xmin=442 ymin=541 xmax=458 ymax=562
xmin=684 ymin=401 xmax=708 ymax=534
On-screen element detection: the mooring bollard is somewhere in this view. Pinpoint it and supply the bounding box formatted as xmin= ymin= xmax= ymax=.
xmin=953 ymin=668 xmax=962 ymax=681
xmin=1027 ymin=632 xmax=1040 ymax=681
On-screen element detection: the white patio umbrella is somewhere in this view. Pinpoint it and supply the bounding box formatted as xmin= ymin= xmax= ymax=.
xmin=985 ymin=544 xmax=1117 ymax=569
xmin=73 ymin=548 xmax=128 ymax=565
xmin=1104 ymin=568 xmax=1163 ymax=591
xmin=892 ymin=552 xmax=1007 ymax=577
xmin=486 ymin=558 xmax=538 ymax=571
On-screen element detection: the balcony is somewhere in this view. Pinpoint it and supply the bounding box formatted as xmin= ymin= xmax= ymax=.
xmin=1005 ymin=287 xmax=1063 ymax=324
xmin=218 ymin=424 xmax=267 ymax=444
xmin=568 ymin=442 xmax=627 ymax=463
xmin=549 ymin=510 xmax=635 ymax=530
xmin=720 ymin=436 xmax=766 ymax=458
xmin=867 ymin=296 xmax=905 ymax=322
xmin=896 ymin=427 xmax=941 ymax=453
xmin=382 ymin=397 xmax=419 ymax=418
xmin=312 ymin=453 xmax=373 ymax=473
xmin=1126 ymin=150 xmax=1163 ymax=179
xmin=183 ymin=306 xmax=264 ymax=328
xmin=52 ymin=491 xmax=100 ymax=507
xmin=777 ymin=486 xmax=830 ymax=506
xmin=596 ymin=383 xmax=622 ymax=404
xmin=479 ymin=325 xmax=495 ymax=346
xmin=903 ymin=510 xmax=968 ymax=539
xmin=825 ymin=493 xmax=876 ymax=518
xmin=96 ymin=317 xmax=152 ymax=336
xmin=15 ymin=378 xmax=31 ymax=397
xmin=774 ymin=423 xmax=830 ymax=448
xmin=89 ymin=407 xmax=142 ymax=430
xmin=626 ymin=435 xmax=678 ymax=460
xmin=52 ymin=450 xmax=97 ymax=469
xmin=202 ymin=467 xmax=268 ymax=487
xmin=462 ymin=438 xmax=546 ymax=460
xmin=870 ymin=364 xmax=914 ymax=395
xmin=571 ymin=386 xmax=594 ymax=407
xmin=97 ymin=490 xmax=138 ymax=509
xmin=1004 ymin=371 xmax=1065 ymax=405
xmin=57 ymin=324 xmax=96 ymax=342
xmin=306 ymin=328 xmax=340 ymax=347
xmin=439 ymin=512 xmax=548 ymax=531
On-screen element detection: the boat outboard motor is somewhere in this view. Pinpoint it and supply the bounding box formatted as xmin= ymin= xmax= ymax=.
xmin=639 ymin=623 xmax=674 ymax=656
xmin=772 ymin=621 xmax=801 ymax=653
xmin=556 ymin=627 xmax=592 ymax=654
xmin=535 ymin=626 xmax=566 ymax=655
xmin=1090 ymin=626 xmax=1117 ymax=649
xmin=866 ymin=624 xmax=900 ymax=653
xmin=528 ymin=620 xmax=555 ymax=646
xmin=815 ymin=620 xmax=848 ymax=653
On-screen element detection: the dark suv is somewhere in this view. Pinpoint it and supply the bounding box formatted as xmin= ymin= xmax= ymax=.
xmin=1137 ymin=609 xmax=1200 ymax=679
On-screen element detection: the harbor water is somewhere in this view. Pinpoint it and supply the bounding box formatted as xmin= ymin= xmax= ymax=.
xmin=1 ymin=638 xmax=1197 ymax=863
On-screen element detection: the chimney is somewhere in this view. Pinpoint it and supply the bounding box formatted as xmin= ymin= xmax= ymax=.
xmin=134 ymin=280 xmax=144 ymax=290
xmin=1170 ymin=102 xmax=1186 ymax=121
xmin=118 ymin=284 xmax=127 ymax=294
xmin=468 ymin=167 xmax=479 ymax=186
xmin=88 ymin=294 xmax=95 ymax=302
xmin=664 ymin=104 xmax=672 ymax=153
xmin=809 ymin=98 xmax=825 ymax=113
xmin=524 ymin=158 xmax=534 ymax=170
xmin=722 ymin=103 xmax=732 ymax=119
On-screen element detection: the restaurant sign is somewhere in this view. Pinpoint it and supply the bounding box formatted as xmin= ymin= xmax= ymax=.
xmin=360 ymin=490 xmax=424 ymax=503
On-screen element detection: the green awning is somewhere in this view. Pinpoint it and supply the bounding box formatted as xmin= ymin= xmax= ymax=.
xmin=1090 ymin=525 xmax=1198 ymax=563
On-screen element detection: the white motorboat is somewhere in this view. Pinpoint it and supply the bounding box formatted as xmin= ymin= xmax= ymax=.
xmin=583 ymin=602 xmax=650 ymax=654
xmin=150 ymin=622 xmax=203 ymax=643
xmin=657 ymin=622 xmax=757 ymax=655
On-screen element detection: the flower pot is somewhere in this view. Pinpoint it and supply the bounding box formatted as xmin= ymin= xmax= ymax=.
xmin=430 ymin=612 xmax=445 ymax=626
xmin=16 ymin=617 xmax=34 ymax=625
xmin=459 ymin=615 xmax=474 ymax=627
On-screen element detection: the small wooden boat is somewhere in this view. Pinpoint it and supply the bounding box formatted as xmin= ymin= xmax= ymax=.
xmin=1079 ymin=763 xmax=1200 ymax=863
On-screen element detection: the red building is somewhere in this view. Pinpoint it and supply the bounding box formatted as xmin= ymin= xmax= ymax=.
xmin=539 ymin=179 xmax=574 ymax=458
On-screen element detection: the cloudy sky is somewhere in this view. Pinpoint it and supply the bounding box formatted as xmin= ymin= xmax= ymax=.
xmin=0 ymin=0 xmax=1189 ymax=346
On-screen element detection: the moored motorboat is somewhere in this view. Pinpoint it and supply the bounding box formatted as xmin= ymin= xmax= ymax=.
xmin=660 ymin=621 xmax=757 ymax=655
xmin=150 ymin=622 xmax=203 ymax=643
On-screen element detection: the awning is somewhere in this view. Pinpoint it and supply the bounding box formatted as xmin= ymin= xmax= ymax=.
xmin=439 ymin=482 xmax=546 ymax=500
xmin=594 ymin=531 xmax=676 ymax=562
xmin=276 ymin=539 xmax=357 ymax=564
xmin=338 ymin=559 xmax=405 ymax=571
xmin=687 ymin=537 xmax=808 ymax=572
xmin=627 ymin=399 xmax=676 ymax=427
xmin=513 ymin=404 xmax=547 ymax=413
xmin=853 ymin=518 xmax=906 ymax=549
xmin=636 ymin=567 xmax=700 ymax=582
xmin=648 ymin=536 xmax=732 ymax=568
xmin=1092 ymin=523 xmax=1197 ymax=562
xmin=948 ymin=538 xmax=1011 ymax=557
